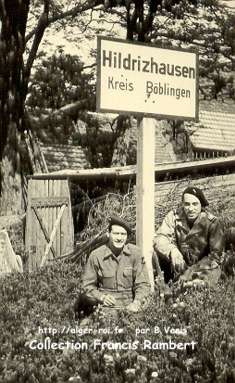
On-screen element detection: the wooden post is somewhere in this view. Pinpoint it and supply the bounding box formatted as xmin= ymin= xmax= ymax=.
xmin=136 ymin=117 xmax=155 ymax=291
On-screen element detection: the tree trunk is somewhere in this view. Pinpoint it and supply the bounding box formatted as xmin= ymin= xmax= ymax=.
xmin=1 ymin=127 xmax=23 ymax=214
xmin=0 ymin=0 xmax=30 ymax=214
xmin=111 ymin=116 xmax=132 ymax=167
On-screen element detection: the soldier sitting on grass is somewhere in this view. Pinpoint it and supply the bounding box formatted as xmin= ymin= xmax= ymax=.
xmin=153 ymin=187 xmax=224 ymax=287
xmin=74 ymin=215 xmax=151 ymax=320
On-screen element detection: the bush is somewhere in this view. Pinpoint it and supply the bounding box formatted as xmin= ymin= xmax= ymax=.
xmin=0 ymin=261 xmax=234 ymax=383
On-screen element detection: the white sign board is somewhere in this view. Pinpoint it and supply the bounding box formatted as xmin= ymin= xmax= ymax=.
xmin=97 ymin=37 xmax=199 ymax=121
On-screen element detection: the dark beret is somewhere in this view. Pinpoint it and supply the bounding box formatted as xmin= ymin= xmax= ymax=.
xmin=182 ymin=186 xmax=209 ymax=207
xmin=108 ymin=215 xmax=132 ymax=234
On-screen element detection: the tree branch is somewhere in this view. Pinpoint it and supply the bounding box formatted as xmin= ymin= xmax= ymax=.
xmin=103 ymin=7 xmax=127 ymax=22
xmin=30 ymin=98 xmax=89 ymax=126
xmin=81 ymin=63 xmax=96 ymax=71
xmin=26 ymin=0 xmax=104 ymax=42
xmin=89 ymin=17 xmax=126 ymax=28
xmin=23 ymin=0 xmax=50 ymax=98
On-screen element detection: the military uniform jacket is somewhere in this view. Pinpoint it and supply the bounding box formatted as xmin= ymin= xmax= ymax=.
xmin=154 ymin=208 xmax=224 ymax=266
xmin=82 ymin=243 xmax=151 ymax=306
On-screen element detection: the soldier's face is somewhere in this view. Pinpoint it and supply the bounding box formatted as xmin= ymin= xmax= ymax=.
xmin=182 ymin=193 xmax=202 ymax=222
xmin=109 ymin=225 xmax=128 ymax=250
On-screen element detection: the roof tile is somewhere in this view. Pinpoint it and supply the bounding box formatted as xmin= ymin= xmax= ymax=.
xmin=189 ymin=105 xmax=235 ymax=152
xmin=40 ymin=144 xmax=91 ymax=172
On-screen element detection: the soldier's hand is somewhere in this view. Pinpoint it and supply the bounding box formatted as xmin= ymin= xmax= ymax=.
xmin=102 ymin=294 xmax=116 ymax=307
xmin=170 ymin=248 xmax=186 ymax=273
xmin=126 ymin=300 xmax=141 ymax=313
xmin=184 ymin=279 xmax=205 ymax=288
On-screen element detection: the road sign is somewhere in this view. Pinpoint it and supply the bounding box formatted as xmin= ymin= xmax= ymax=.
xmin=97 ymin=36 xmax=199 ymax=121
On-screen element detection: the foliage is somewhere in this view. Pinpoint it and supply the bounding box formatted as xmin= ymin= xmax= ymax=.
xmin=72 ymin=120 xmax=119 ymax=168
xmin=27 ymin=52 xmax=95 ymax=143
xmin=0 ymin=262 xmax=234 ymax=382
xmin=147 ymin=1 xmax=235 ymax=99
xmin=27 ymin=53 xmax=95 ymax=113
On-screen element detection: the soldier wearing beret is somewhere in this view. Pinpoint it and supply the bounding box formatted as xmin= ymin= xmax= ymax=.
xmin=75 ymin=215 xmax=151 ymax=318
xmin=153 ymin=187 xmax=224 ymax=286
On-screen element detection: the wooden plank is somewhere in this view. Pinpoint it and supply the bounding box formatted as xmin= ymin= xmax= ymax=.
xmin=25 ymin=180 xmax=34 ymax=271
xmin=32 ymin=179 xmax=39 ymax=269
xmin=53 ymin=179 xmax=57 ymax=259
xmin=31 ymin=197 xmax=68 ymax=207
xmin=60 ymin=180 xmax=66 ymax=255
xmin=48 ymin=179 xmax=53 ymax=261
xmin=32 ymin=206 xmax=56 ymax=258
xmin=46 ymin=179 xmax=49 ymax=261
xmin=57 ymin=180 xmax=61 ymax=257
xmin=59 ymin=179 xmax=74 ymax=256
xmin=40 ymin=204 xmax=67 ymax=267
xmin=67 ymin=179 xmax=74 ymax=254
xmin=58 ymin=179 xmax=64 ymax=256
xmin=40 ymin=180 xmax=47 ymax=265
xmin=29 ymin=155 xmax=235 ymax=181
xmin=36 ymin=180 xmax=44 ymax=267
xmin=55 ymin=179 xmax=60 ymax=257
xmin=52 ymin=179 xmax=57 ymax=258
xmin=66 ymin=179 xmax=74 ymax=254
xmin=37 ymin=138 xmax=49 ymax=173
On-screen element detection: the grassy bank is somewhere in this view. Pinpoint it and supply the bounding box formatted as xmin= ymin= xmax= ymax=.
xmin=0 ymin=261 xmax=234 ymax=383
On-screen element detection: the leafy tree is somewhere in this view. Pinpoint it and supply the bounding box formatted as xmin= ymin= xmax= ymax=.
xmin=27 ymin=52 xmax=95 ymax=143
xmin=0 ymin=0 xmax=104 ymax=214
xmin=0 ymin=0 xmax=234 ymax=213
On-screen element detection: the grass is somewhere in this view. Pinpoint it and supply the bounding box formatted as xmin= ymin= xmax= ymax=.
xmin=0 ymin=261 xmax=234 ymax=383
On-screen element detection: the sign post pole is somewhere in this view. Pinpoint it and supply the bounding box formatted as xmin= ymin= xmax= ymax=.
xmin=136 ymin=117 xmax=155 ymax=291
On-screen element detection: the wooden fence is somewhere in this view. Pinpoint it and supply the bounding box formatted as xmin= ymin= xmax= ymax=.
xmin=25 ymin=178 xmax=74 ymax=271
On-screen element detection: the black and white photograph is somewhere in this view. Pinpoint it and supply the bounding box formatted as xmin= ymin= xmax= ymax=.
xmin=0 ymin=0 xmax=235 ymax=382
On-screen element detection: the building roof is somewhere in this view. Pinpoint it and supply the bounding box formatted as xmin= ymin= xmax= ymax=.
xmin=188 ymin=103 xmax=235 ymax=152
xmin=40 ymin=144 xmax=91 ymax=172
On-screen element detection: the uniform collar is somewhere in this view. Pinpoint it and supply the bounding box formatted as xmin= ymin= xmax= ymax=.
xmin=176 ymin=207 xmax=207 ymax=232
xmin=102 ymin=243 xmax=131 ymax=260
xmin=123 ymin=244 xmax=131 ymax=255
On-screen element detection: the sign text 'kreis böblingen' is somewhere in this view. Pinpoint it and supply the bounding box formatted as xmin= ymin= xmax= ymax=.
xmin=97 ymin=37 xmax=198 ymax=120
